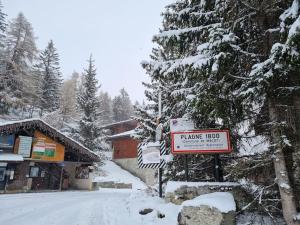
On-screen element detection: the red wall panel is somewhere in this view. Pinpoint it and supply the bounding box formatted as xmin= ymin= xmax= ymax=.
xmin=112 ymin=138 xmax=139 ymax=159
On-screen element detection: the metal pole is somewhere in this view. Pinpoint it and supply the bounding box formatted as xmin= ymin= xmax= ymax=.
xmin=59 ymin=166 xmax=64 ymax=191
xmin=158 ymin=168 xmax=163 ymax=197
xmin=158 ymin=91 xmax=163 ymax=198
xmin=184 ymin=155 xmax=189 ymax=181
xmin=4 ymin=170 xmax=8 ymax=193
xmin=214 ymin=154 xmax=223 ymax=182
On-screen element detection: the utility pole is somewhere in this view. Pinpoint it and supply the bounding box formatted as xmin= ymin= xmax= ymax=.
xmin=157 ymin=91 xmax=163 ymax=198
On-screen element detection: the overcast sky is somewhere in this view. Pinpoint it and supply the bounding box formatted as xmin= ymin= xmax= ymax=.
xmin=2 ymin=0 xmax=172 ymax=103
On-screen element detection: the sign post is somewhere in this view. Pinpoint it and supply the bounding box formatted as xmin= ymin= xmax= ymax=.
xmin=171 ymin=128 xmax=231 ymax=182
xmin=214 ymin=154 xmax=223 ymax=182
xmin=184 ymin=155 xmax=189 ymax=181
xmin=171 ymin=130 xmax=231 ymax=154
xmin=157 ymin=91 xmax=163 ymax=198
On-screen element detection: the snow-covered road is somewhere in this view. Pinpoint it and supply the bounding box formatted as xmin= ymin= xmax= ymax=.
xmin=0 ymin=189 xmax=179 ymax=225
xmin=0 ymin=160 xmax=179 ymax=225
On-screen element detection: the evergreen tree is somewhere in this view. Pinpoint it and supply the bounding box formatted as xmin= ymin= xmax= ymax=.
xmin=141 ymin=3 xmax=300 ymax=222
xmin=140 ymin=0 xmax=240 ymax=181
xmin=77 ymin=55 xmax=101 ymax=151
xmin=1 ymin=12 xmax=38 ymax=113
xmin=241 ymin=1 xmax=300 ymax=222
xmin=0 ymin=0 xmax=6 ymax=47
xmin=133 ymin=82 xmax=160 ymax=142
xmin=98 ymin=91 xmax=113 ymax=125
xmin=112 ymin=88 xmax=134 ymax=122
xmin=0 ymin=1 xmax=7 ymax=113
xmin=37 ymin=40 xmax=62 ymax=114
xmin=60 ymin=72 xmax=79 ymax=122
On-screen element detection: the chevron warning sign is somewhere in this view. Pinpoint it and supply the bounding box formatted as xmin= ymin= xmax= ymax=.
xmin=138 ymin=141 xmax=166 ymax=169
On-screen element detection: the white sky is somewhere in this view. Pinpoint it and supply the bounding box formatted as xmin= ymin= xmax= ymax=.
xmin=2 ymin=0 xmax=172 ymax=103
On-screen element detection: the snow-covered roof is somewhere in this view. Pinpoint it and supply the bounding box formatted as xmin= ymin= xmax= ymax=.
xmin=0 ymin=153 xmax=24 ymax=162
xmin=101 ymin=119 xmax=137 ymax=129
xmin=107 ymin=129 xmax=137 ymax=140
xmin=0 ymin=119 xmax=100 ymax=162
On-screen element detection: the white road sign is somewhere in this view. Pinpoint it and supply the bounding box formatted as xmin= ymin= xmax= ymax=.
xmin=142 ymin=142 xmax=161 ymax=164
xmin=171 ymin=130 xmax=231 ymax=154
xmin=170 ymin=118 xmax=195 ymax=132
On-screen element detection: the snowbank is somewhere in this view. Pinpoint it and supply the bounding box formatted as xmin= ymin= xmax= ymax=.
xmin=181 ymin=192 xmax=236 ymax=213
xmin=165 ymin=181 xmax=240 ymax=193
xmin=94 ymin=160 xmax=147 ymax=190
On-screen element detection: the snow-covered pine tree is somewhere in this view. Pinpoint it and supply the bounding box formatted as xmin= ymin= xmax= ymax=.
xmin=141 ymin=0 xmax=245 ymax=181
xmin=98 ymin=91 xmax=114 ymax=125
xmin=112 ymin=88 xmax=134 ymax=122
xmin=0 ymin=0 xmax=6 ymax=47
xmin=36 ymin=40 xmax=62 ymax=114
xmin=133 ymin=81 xmax=160 ymax=142
xmin=60 ymin=72 xmax=79 ymax=122
xmin=77 ymin=55 xmax=101 ymax=151
xmin=241 ymin=1 xmax=300 ymax=223
xmin=0 ymin=1 xmax=7 ymax=114
xmin=1 ymin=12 xmax=38 ymax=114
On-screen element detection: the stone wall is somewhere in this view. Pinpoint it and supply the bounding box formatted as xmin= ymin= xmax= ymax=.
xmin=114 ymin=158 xmax=156 ymax=186
xmin=165 ymin=182 xmax=252 ymax=211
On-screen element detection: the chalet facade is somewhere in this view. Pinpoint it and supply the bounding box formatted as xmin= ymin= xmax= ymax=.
xmin=0 ymin=119 xmax=100 ymax=193
xmin=104 ymin=119 xmax=156 ymax=186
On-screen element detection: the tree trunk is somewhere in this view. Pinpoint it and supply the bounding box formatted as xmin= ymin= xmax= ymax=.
xmin=293 ymin=94 xmax=300 ymax=209
xmin=269 ymin=100 xmax=299 ymax=225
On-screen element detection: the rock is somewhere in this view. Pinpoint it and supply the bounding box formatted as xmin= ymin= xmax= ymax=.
xmin=97 ymin=181 xmax=115 ymax=188
xmin=157 ymin=211 xmax=165 ymax=218
xmin=178 ymin=192 xmax=236 ymax=225
xmin=114 ymin=183 xmax=132 ymax=189
xmin=178 ymin=205 xmax=235 ymax=225
xmin=165 ymin=181 xmax=251 ymax=211
xmin=139 ymin=208 xmax=153 ymax=215
xmin=93 ymin=181 xmax=132 ymax=189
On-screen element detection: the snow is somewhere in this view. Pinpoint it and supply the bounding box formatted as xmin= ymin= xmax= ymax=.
xmin=237 ymin=121 xmax=270 ymax=156
xmin=101 ymin=119 xmax=135 ymax=128
xmin=295 ymin=213 xmax=300 ymax=221
xmin=0 ymin=117 xmax=40 ymax=126
xmin=181 ymin=192 xmax=236 ymax=213
xmin=170 ymin=118 xmax=195 ymax=132
xmin=288 ymin=15 xmax=300 ymax=38
xmin=279 ymin=182 xmax=291 ymax=190
xmin=0 ymin=190 xmax=180 ymax=225
xmin=0 ymin=153 xmax=24 ymax=161
xmin=239 ymin=136 xmax=269 ymax=156
xmin=0 ymin=160 xmax=181 ymax=225
xmin=280 ymin=0 xmax=300 ymax=32
xmin=165 ymin=181 xmax=240 ymax=193
xmin=93 ymin=160 xmax=147 ymax=190
xmin=108 ymin=129 xmax=137 ymax=139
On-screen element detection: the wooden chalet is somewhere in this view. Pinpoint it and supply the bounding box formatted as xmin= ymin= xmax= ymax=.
xmin=0 ymin=119 xmax=100 ymax=193
xmin=104 ymin=119 xmax=139 ymax=160
xmin=105 ymin=119 xmax=156 ymax=186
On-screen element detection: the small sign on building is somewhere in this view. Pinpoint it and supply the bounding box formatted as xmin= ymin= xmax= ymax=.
xmin=18 ymin=136 xmax=33 ymax=157
xmin=171 ymin=130 xmax=231 ymax=154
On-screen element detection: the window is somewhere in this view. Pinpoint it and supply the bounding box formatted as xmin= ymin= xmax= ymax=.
xmin=29 ymin=166 xmax=39 ymax=178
